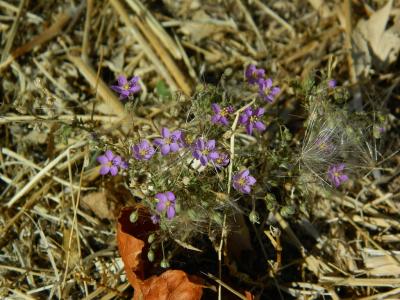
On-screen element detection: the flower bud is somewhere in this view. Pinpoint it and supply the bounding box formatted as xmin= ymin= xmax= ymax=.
xmin=249 ymin=210 xmax=260 ymax=224
xmin=148 ymin=234 xmax=155 ymax=244
xmin=160 ymin=259 xmax=170 ymax=269
xmin=129 ymin=210 xmax=139 ymax=223
xmin=147 ymin=250 xmax=155 ymax=262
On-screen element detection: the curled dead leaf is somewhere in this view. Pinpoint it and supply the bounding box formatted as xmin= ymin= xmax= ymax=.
xmin=117 ymin=207 xmax=203 ymax=300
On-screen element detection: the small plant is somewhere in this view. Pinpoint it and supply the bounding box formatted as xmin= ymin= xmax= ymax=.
xmin=93 ymin=64 xmax=383 ymax=267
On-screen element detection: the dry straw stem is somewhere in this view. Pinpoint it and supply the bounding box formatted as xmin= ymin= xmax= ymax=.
xmin=204 ymin=273 xmax=248 ymax=300
xmin=0 ymin=114 xmax=120 ymax=124
xmin=109 ymin=0 xmax=181 ymax=94
xmin=133 ymin=17 xmax=192 ymax=96
xmin=5 ymin=140 xmax=87 ymax=208
xmin=253 ymin=0 xmax=295 ymax=38
xmin=0 ymin=181 xmax=51 ymax=238
xmin=0 ymin=0 xmax=25 ymax=62
xmin=1 ymin=147 xmax=92 ymax=191
xmin=319 ymin=276 xmax=400 ymax=287
xmin=0 ymin=10 xmax=71 ymax=72
xmin=124 ymin=0 xmax=182 ymax=60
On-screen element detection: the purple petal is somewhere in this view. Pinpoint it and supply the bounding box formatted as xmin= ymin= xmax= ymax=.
xmin=109 ymin=166 xmax=118 ymax=176
xmin=211 ymin=115 xmax=220 ymax=124
xmin=337 ymin=164 xmax=346 ymax=171
xmin=117 ymin=75 xmax=127 ymax=86
xmin=128 ymin=76 xmax=139 ymax=85
xmin=156 ymin=201 xmax=166 ymax=212
xmin=242 ymin=185 xmax=251 ymax=194
xmin=211 ymin=103 xmax=221 ymax=113
xmin=153 ymin=138 xmax=164 ymax=146
xmin=105 ymin=150 xmax=114 ymax=160
xmin=196 ymin=138 xmax=205 ymax=149
xmin=192 ymin=150 xmax=201 ymax=159
xmin=161 ymin=127 xmax=170 ymax=138
xmin=129 ymin=85 xmax=141 ymax=93
xmin=220 ymin=117 xmax=229 ymax=126
xmin=246 ymin=123 xmax=254 ymax=135
xmin=340 ymin=174 xmax=349 ymax=182
xmin=209 ymin=151 xmax=219 ymax=160
xmin=111 ymin=85 xmax=123 ymax=93
xmin=97 ymin=155 xmax=108 ymax=165
xmin=265 ymin=78 xmax=273 ymax=88
xmin=166 ymin=206 xmax=175 ymax=219
xmin=199 ymin=156 xmax=208 ymax=166
xmin=206 ymin=140 xmax=216 ymax=150
xmin=166 ymin=191 xmax=175 ymax=201
xmin=172 ymin=130 xmax=181 ymax=140
xmin=242 ymin=169 xmax=250 ymax=177
xmin=155 ymin=193 xmax=167 ymax=203
xmin=254 ymin=121 xmax=266 ymax=131
xmin=247 ymin=175 xmax=256 ymax=185
xmin=99 ymin=165 xmax=110 ymax=175
xmin=170 ymin=143 xmax=179 ymax=152
xmin=113 ymin=156 xmax=122 ymax=166
xmin=255 ymin=107 xmax=265 ymax=117
xmin=271 ymin=86 xmax=280 ymax=95
xmin=139 ymin=140 xmax=149 ymax=148
xmin=161 ymin=144 xmax=170 ymax=155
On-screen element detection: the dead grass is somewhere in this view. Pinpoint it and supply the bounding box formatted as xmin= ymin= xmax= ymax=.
xmin=1 ymin=0 xmax=399 ymax=299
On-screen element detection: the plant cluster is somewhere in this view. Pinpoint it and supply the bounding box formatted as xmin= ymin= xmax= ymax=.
xmin=94 ymin=68 xmax=383 ymax=266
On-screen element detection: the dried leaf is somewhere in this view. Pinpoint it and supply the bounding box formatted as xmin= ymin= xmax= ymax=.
xmin=117 ymin=207 xmax=203 ymax=300
xmin=245 ymin=291 xmax=255 ymax=300
xmin=81 ymin=191 xmax=115 ymax=220
xmin=352 ymin=0 xmax=400 ymax=75
xmin=180 ymin=10 xmax=234 ymax=42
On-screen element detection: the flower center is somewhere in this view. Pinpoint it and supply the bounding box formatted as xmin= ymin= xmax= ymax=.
xmin=123 ymin=83 xmax=130 ymax=90
xmin=139 ymin=149 xmax=148 ymax=156
xmin=334 ymin=172 xmax=340 ymax=178
xmin=166 ymin=201 xmax=171 ymax=207
xmin=250 ymin=115 xmax=258 ymax=123
xmin=237 ymin=178 xmax=246 ymax=186
xmin=201 ymin=149 xmax=210 ymax=156
xmin=263 ymin=87 xmax=271 ymax=95
xmin=220 ymin=108 xmax=229 ymax=117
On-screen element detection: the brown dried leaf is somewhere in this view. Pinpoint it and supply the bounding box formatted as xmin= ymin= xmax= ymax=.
xmin=245 ymin=291 xmax=255 ymax=300
xmin=81 ymin=191 xmax=115 ymax=220
xmin=352 ymin=0 xmax=400 ymax=75
xmin=117 ymin=207 xmax=203 ymax=300
xmin=180 ymin=10 xmax=234 ymax=42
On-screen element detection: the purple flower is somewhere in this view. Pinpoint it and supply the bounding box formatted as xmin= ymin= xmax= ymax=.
xmin=239 ymin=107 xmax=266 ymax=135
xmin=97 ymin=150 xmax=127 ymax=176
xmin=192 ymin=138 xmax=219 ymax=166
xmin=132 ymin=140 xmax=155 ymax=160
xmin=245 ymin=64 xmax=265 ymax=85
xmin=154 ymin=128 xmax=183 ymax=156
xmin=233 ymin=169 xmax=256 ymax=194
xmin=213 ymin=152 xmax=230 ymax=169
xmin=258 ymin=78 xmax=280 ymax=103
xmin=211 ymin=103 xmax=234 ymax=126
xmin=328 ymin=79 xmax=336 ymax=88
xmin=111 ymin=75 xmax=141 ymax=99
xmin=327 ymin=163 xmax=348 ymax=187
xmin=155 ymin=191 xmax=176 ymax=220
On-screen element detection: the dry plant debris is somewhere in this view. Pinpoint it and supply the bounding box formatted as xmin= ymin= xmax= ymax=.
xmin=0 ymin=0 xmax=399 ymax=299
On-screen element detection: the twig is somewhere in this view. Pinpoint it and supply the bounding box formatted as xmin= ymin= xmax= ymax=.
xmin=5 ymin=140 xmax=87 ymax=207
xmin=254 ymin=0 xmax=296 ymax=37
